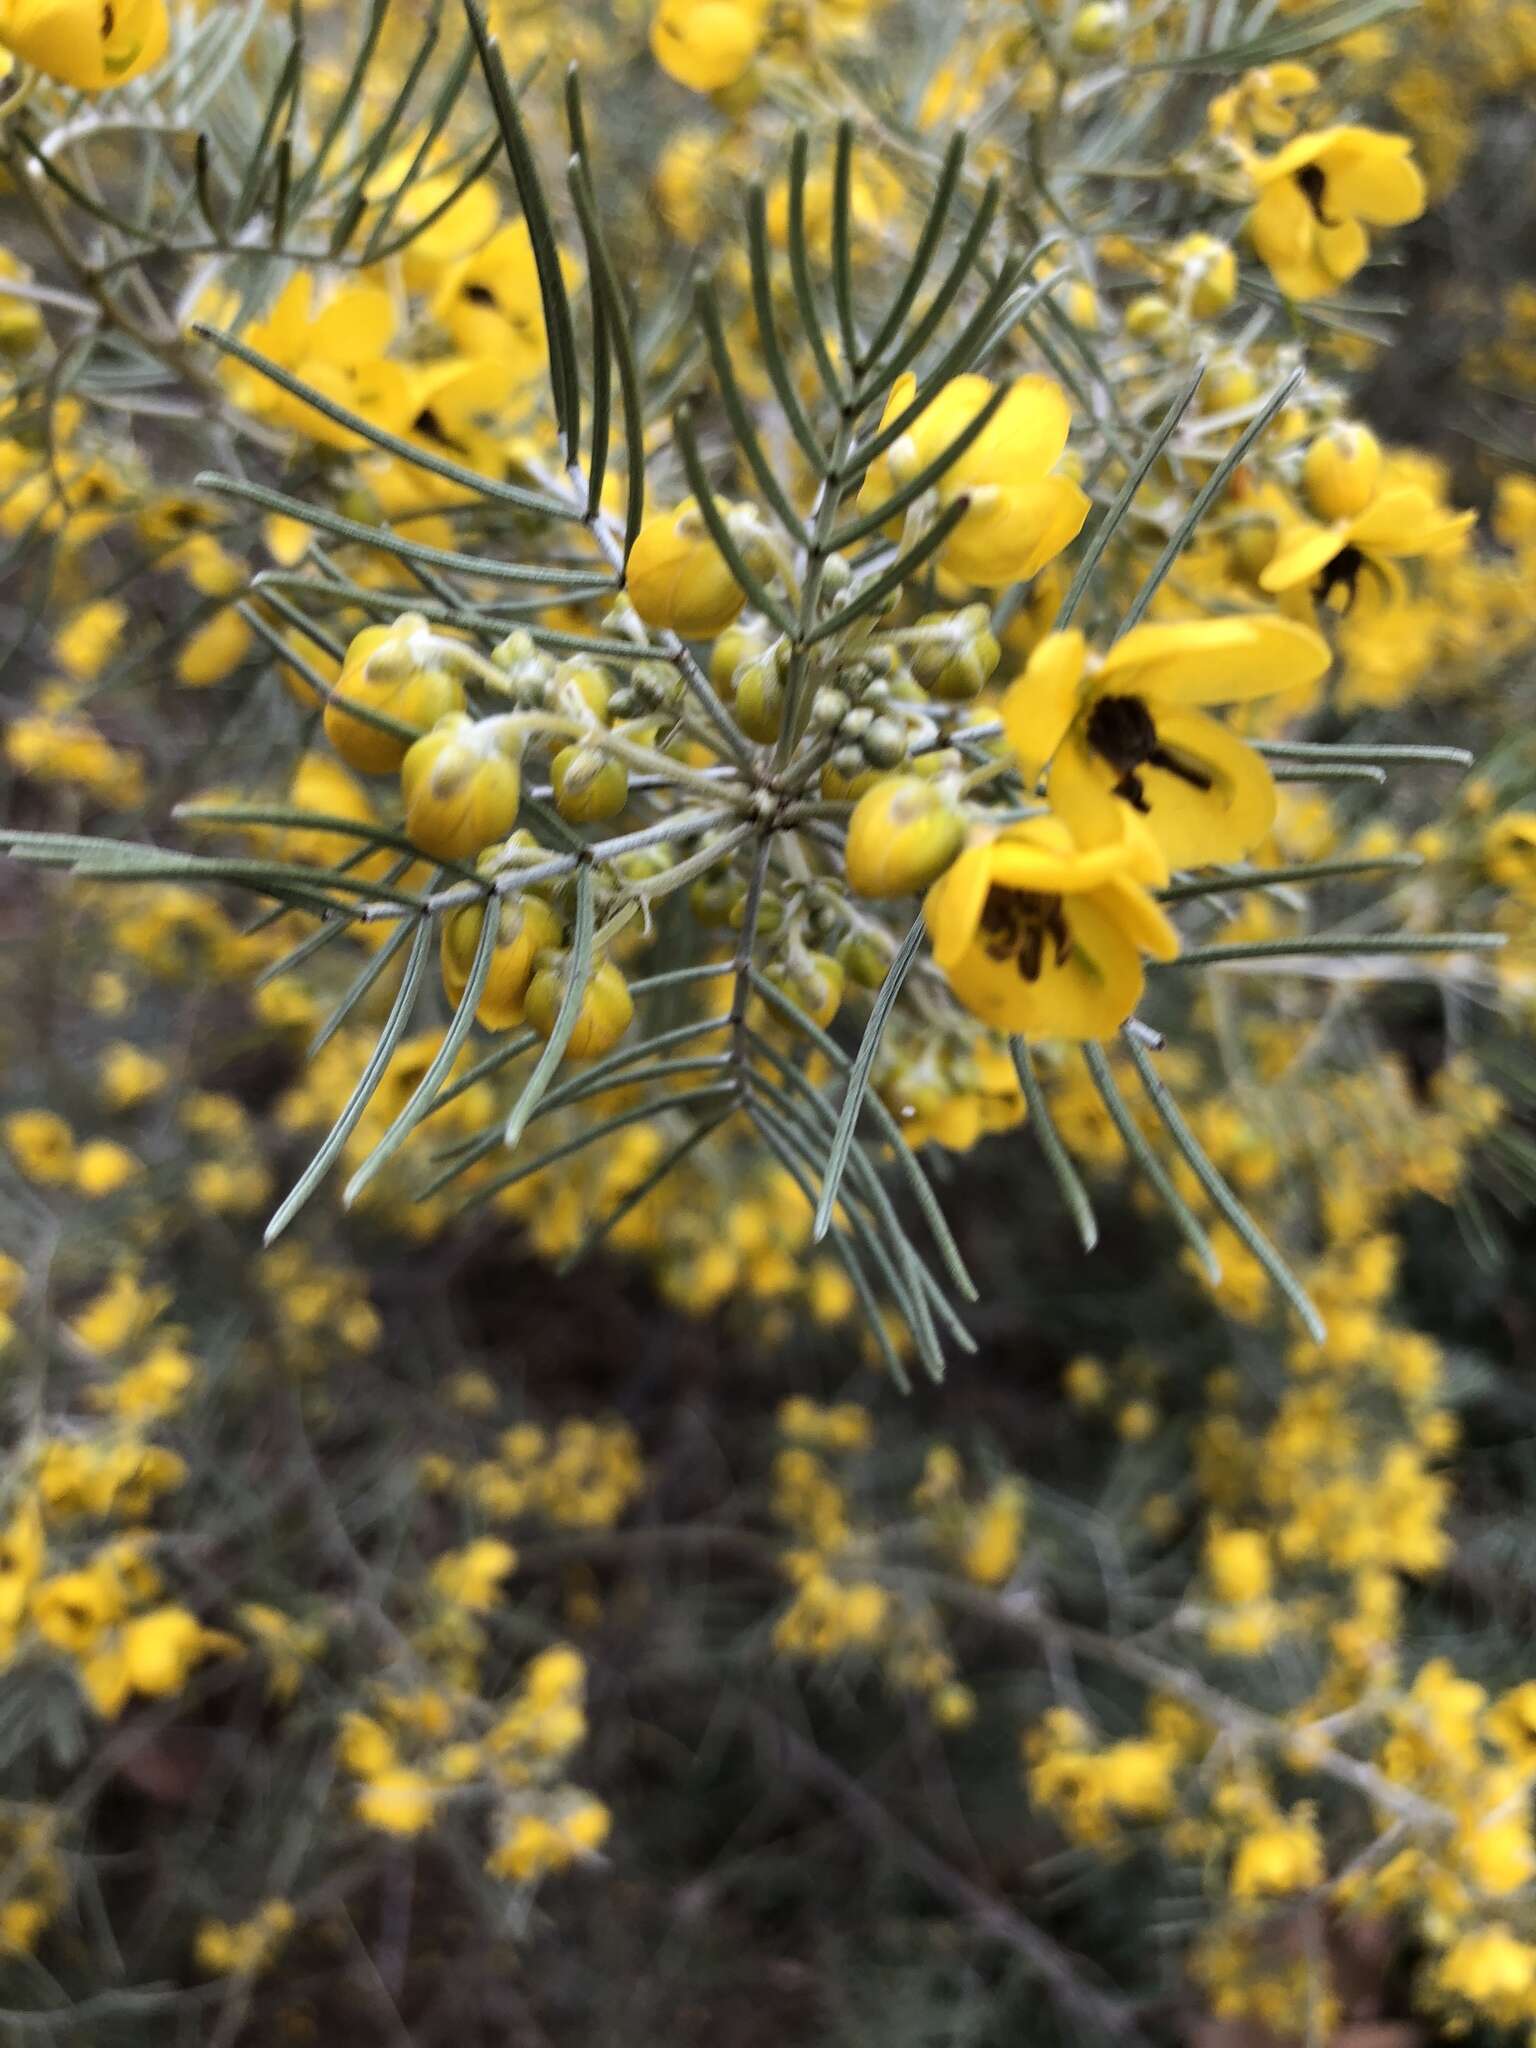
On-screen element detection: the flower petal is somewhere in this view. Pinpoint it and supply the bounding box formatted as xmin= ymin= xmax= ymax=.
xmin=1100 ymin=615 xmax=1332 ymax=703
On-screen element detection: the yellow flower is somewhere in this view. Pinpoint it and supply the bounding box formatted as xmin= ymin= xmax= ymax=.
xmin=221 ymin=274 xmax=412 ymax=448
xmin=400 ymin=714 xmax=524 ymax=863
xmin=1229 ymin=1808 xmax=1324 ymax=1897
xmin=32 ymin=1564 xmax=124 ymax=1654
xmin=1245 ymin=127 xmax=1426 ymax=300
xmin=431 ymin=222 xmax=560 ymax=377
xmin=923 ymin=812 xmax=1177 ymax=1041
xmin=1259 ymin=484 xmax=1477 ymax=613
xmin=1436 ymin=1927 xmax=1536 ymax=2022
xmin=3 ymin=1109 xmax=77 ymax=1185
xmin=354 ymin=1767 xmax=437 ymax=1836
xmin=441 ymin=889 xmax=563 ymax=1028
xmin=176 ymin=609 xmax=253 ymax=688
xmin=857 ymin=373 xmax=1089 ymax=589
xmin=0 ymin=0 xmax=168 ymax=90
xmin=1001 ymin=619 xmax=1331 ymax=871
xmin=430 ymin=1538 xmax=518 ymax=1613
xmin=846 ymin=775 xmax=966 ymax=898
xmin=325 ymin=615 xmax=467 ymax=775
xmin=75 ymin=1140 xmax=140 ymax=1198
xmin=650 ymin=0 xmax=766 ymax=92
xmin=99 ymin=1043 xmax=168 ymax=1110
xmin=524 ymin=956 xmax=634 ymax=1059
xmin=1205 ymin=1528 xmax=1272 ymax=1604
xmin=626 ymin=500 xmax=746 ymax=638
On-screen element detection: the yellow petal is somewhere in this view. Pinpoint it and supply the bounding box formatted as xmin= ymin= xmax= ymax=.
xmin=1001 ymin=630 xmax=1085 ymax=780
xmin=924 ymin=839 xmax=998 ymax=970
xmin=1099 ymin=615 xmax=1332 ymax=703
xmin=1318 ymin=130 xmax=1426 ymax=226
xmin=1258 ymin=521 xmax=1350 ymax=593
xmin=1136 ymin=707 xmax=1277 ymax=867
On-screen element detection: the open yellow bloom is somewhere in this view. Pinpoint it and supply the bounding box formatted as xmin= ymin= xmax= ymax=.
xmin=1259 ymin=486 xmax=1475 ymax=613
xmin=923 ymin=813 xmax=1176 ymax=1041
xmin=1246 ymin=127 xmax=1426 ymax=300
xmin=0 ymin=0 xmax=168 ymax=90
xmin=1002 ymin=618 xmax=1330 ymax=871
xmin=858 ymin=373 xmax=1089 ymax=589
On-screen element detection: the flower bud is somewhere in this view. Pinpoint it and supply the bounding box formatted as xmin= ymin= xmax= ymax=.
xmin=1169 ymin=233 xmax=1237 ymax=319
xmin=524 ymin=956 xmax=634 ymax=1060
xmin=1302 ymin=423 xmax=1382 ymax=522
xmin=326 ymin=616 xmax=465 ymax=774
xmin=845 ymin=775 xmax=966 ymax=898
xmin=734 ymin=652 xmax=785 ymax=742
xmin=400 ymin=714 xmax=523 ymax=864
xmin=822 ymin=757 xmax=884 ymax=802
xmin=862 ymin=714 xmax=909 ymax=770
xmin=910 ymin=605 xmax=1001 ymax=702
xmin=709 ymin=622 xmax=768 ymax=701
xmin=1202 ymin=359 xmax=1261 ymax=413
xmin=626 ymin=499 xmax=745 ymax=638
xmin=491 ymin=629 xmax=556 ymax=698
xmin=766 ymin=950 xmax=845 ymax=1029
xmin=552 ymin=743 xmax=628 ymax=824
xmin=838 ymin=929 xmax=892 ymax=989
xmin=442 ymin=891 xmax=563 ymax=1029
xmin=1126 ymin=293 xmax=1175 ymax=341
xmin=552 ymin=659 xmax=613 ymax=721
xmin=1069 ymin=1 xmax=1126 ymax=53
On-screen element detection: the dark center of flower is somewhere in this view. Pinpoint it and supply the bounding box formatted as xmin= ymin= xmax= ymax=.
xmin=102 ymin=2 xmax=115 ymax=36
xmin=461 ymin=282 xmax=497 ymax=307
xmin=413 ymin=406 xmax=448 ymax=444
xmin=1295 ymin=163 xmax=1340 ymax=226
xmin=1085 ymin=693 xmax=1213 ymax=813
xmin=980 ymin=888 xmax=1073 ymax=983
xmin=1314 ymin=541 xmax=1367 ymax=611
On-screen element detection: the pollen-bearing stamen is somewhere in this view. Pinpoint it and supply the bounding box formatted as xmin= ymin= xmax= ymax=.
xmin=980 ymin=888 xmax=1074 ymax=982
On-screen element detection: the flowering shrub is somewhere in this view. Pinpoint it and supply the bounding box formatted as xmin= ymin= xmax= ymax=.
xmin=1 ymin=0 xmax=1535 ymax=2038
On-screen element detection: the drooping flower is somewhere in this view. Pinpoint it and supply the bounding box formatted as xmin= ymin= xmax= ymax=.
xmin=1002 ymin=617 xmax=1331 ymax=870
xmin=400 ymin=715 xmax=524 ymax=863
xmin=1245 ymin=127 xmax=1426 ymax=300
xmin=626 ymin=500 xmax=745 ymax=637
xmin=923 ymin=812 xmax=1176 ymax=1041
xmin=857 ymin=373 xmax=1089 ymax=589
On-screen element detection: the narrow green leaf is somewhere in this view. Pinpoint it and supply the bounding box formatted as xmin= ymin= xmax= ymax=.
xmin=1011 ymin=1038 xmax=1098 ymax=1252
xmin=463 ymin=0 xmax=581 ymax=463
xmin=806 ymin=494 xmax=972 ymax=646
xmin=1119 ymin=368 xmax=1304 ymax=630
xmin=1122 ymin=1030 xmax=1323 ymax=1340
xmin=568 ymin=154 xmax=646 ymax=553
xmin=696 ymin=275 xmax=809 ymax=542
xmin=814 ymin=913 xmax=926 ymax=1241
xmin=267 ymin=912 xmax=433 ymax=1243
xmin=1056 ymin=363 xmax=1205 ymax=629
xmin=344 ymin=891 xmax=497 ymax=1203
xmin=1082 ymin=1044 xmax=1218 ymax=1281
xmin=674 ymin=404 xmax=797 ymax=639
xmin=503 ymin=864 xmax=594 ymax=1150
xmin=858 ymin=129 xmax=967 ymax=377
xmin=746 ymin=184 xmax=826 ymax=472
